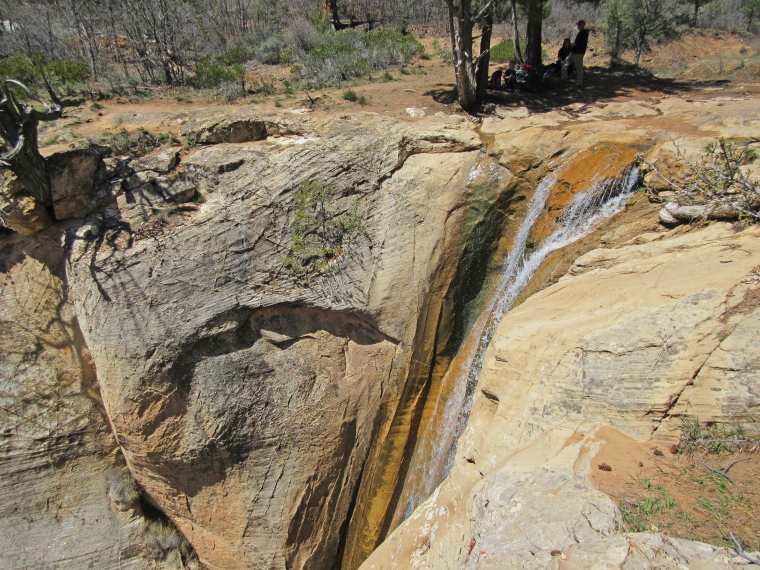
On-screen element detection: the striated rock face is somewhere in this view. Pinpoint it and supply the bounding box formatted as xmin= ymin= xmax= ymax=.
xmin=0 ymin=230 xmax=147 ymax=568
xmin=66 ymin=113 xmax=486 ymax=569
xmin=361 ymin=221 xmax=760 ymax=569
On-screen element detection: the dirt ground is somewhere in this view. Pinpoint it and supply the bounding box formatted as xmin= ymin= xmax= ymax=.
xmin=38 ymin=29 xmax=760 ymax=157
xmin=590 ymin=426 xmax=760 ymax=554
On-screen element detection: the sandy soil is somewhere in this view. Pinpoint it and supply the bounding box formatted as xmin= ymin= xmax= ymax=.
xmin=590 ymin=426 xmax=760 ymax=552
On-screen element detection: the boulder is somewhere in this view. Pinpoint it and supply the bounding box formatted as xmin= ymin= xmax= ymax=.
xmin=1 ymin=170 xmax=53 ymax=235
xmin=66 ymin=113 xmax=489 ymax=570
xmin=130 ymin=147 xmax=181 ymax=173
xmin=659 ymin=199 xmax=742 ymax=223
xmin=180 ymin=116 xmax=305 ymax=145
xmin=0 ymin=193 xmax=53 ymax=235
xmin=48 ymin=149 xmax=101 ymax=220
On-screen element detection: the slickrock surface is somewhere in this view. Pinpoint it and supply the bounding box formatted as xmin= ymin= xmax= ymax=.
xmin=66 ymin=114 xmax=486 ymax=569
xmin=2 ymin=92 xmax=760 ymax=570
xmin=361 ymin=222 xmax=760 ymax=569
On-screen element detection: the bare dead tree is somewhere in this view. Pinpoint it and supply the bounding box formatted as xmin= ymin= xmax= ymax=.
xmin=0 ymin=80 xmax=61 ymax=207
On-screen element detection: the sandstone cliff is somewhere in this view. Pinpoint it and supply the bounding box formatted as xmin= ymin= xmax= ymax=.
xmin=1 ymin=92 xmax=758 ymax=570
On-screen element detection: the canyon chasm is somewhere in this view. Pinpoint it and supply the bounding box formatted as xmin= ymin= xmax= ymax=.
xmin=1 ymin=95 xmax=759 ymax=570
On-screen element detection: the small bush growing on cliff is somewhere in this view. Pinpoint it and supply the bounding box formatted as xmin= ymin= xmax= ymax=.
xmin=648 ymin=138 xmax=760 ymax=221
xmin=144 ymin=519 xmax=195 ymax=564
xmin=282 ymin=179 xmax=364 ymax=277
xmin=106 ymin=467 xmax=140 ymax=508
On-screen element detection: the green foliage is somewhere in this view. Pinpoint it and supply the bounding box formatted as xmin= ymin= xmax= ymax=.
xmin=282 ymin=180 xmax=364 ymax=277
xmin=342 ymin=89 xmax=358 ymax=101
xmin=604 ymin=0 xmax=685 ymax=64
xmin=741 ymin=0 xmax=760 ymax=31
xmin=678 ymin=417 xmax=750 ymax=453
xmin=217 ymin=45 xmax=251 ymax=65
xmin=45 ymin=59 xmax=90 ymax=84
xmin=192 ymin=57 xmax=245 ymax=88
xmin=299 ymin=28 xmax=422 ymax=87
xmin=490 ymin=39 xmax=527 ymax=63
xmin=0 ymin=53 xmax=39 ymax=86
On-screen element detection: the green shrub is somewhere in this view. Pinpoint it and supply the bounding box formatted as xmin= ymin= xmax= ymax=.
xmin=380 ymin=71 xmax=394 ymax=82
xmin=282 ymin=180 xmax=364 ymax=277
xmin=46 ymin=59 xmax=90 ymax=84
xmin=217 ymin=45 xmax=251 ymax=65
xmin=144 ymin=519 xmax=193 ymax=562
xmin=191 ymin=57 xmax=245 ymax=88
xmin=490 ymin=39 xmax=526 ymax=63
xmin=253 ymin=35 xmax=286 ymax=64
xmin=0 ymin=53 xmax=38 ymax=87
xmin=342 ymin=89 xmax=358 ymax=101
xmin=298 ymin=29 xmax=422 ymax=87
xmin=106 ymin=468 xmax=140 ymax=507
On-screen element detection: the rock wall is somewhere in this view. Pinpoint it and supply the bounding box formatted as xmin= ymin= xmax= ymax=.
xmin=0 ymin=229 xmax=147 ymax=568
xmin=65 ymin=113 xmax=489 ymax=569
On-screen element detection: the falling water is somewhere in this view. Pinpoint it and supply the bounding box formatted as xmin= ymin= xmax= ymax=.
xmin=395 ymin=165 xmax=640 ymax=523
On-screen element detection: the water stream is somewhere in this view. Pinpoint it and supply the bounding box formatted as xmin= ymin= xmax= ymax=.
xmin=394 ymin=164 xmax=640 ymax=523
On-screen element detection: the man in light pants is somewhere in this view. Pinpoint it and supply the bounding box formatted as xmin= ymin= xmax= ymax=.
xmin=562 ymin=20 xmax=589 ymax=88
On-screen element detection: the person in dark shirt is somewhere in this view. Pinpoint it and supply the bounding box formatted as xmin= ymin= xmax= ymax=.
xmin=546 ymin=38 xmax=572 ymax=76
xmin=562 ymin=20 xmax=589 ymax=87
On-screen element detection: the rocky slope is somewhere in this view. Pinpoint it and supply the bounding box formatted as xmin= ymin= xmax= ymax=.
xmin=1 ymin=91 xmax=758 ymax=570
xmin=360 ymin=97 xmax=760 ymax=568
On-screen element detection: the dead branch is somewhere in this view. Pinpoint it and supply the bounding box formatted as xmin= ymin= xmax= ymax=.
xmin=723 ymin=456 xmax=751 ymax=475
xmin=700 ymin=462 xmax=736 ymax=486
xmin=726 ymin=531 xmax=760 ymax=565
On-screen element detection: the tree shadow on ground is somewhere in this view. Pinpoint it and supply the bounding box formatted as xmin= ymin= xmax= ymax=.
xmin=426 ymin=64 xmax=719 ymax=115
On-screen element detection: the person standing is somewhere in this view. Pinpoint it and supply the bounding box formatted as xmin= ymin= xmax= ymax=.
xmin=562 ymin=20 xmax=589 ymax=87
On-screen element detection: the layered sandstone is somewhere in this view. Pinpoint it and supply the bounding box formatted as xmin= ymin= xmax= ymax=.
xmin=361 ymin=221 xmax=760 ymax=569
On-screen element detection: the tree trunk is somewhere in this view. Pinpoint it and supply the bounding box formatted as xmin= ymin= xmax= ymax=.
xmin=323 ymin=0 xmax=341 ymax=29
xmin=38 ymin=65 xmax=64 ymax=108
xmin=475 ymin=9 xmax=493 ymax=102
xmin=448 ymin=0 xmax=478 ymax=111
xmin=510 ymin=0 xmax=523 ymax=63
xmin=525 ymin=0 xmax=544 ymax=67
xmin=632 ymin=30 xmax=646 ymax=66
xmin=0 ymin=95 xmax=55 ymax=207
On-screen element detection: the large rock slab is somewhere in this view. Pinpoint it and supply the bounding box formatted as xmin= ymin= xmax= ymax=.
xmin=48 ymin=149 xmax=101 ymax=220
xmin=362 ymin=423 xmax=750 ymax=569
xmin=66 ymin=114 xmax=485 ymax=569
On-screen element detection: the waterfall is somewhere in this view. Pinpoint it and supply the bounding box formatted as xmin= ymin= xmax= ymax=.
xmin=395 ymin=165 xmax=640 ymax=523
